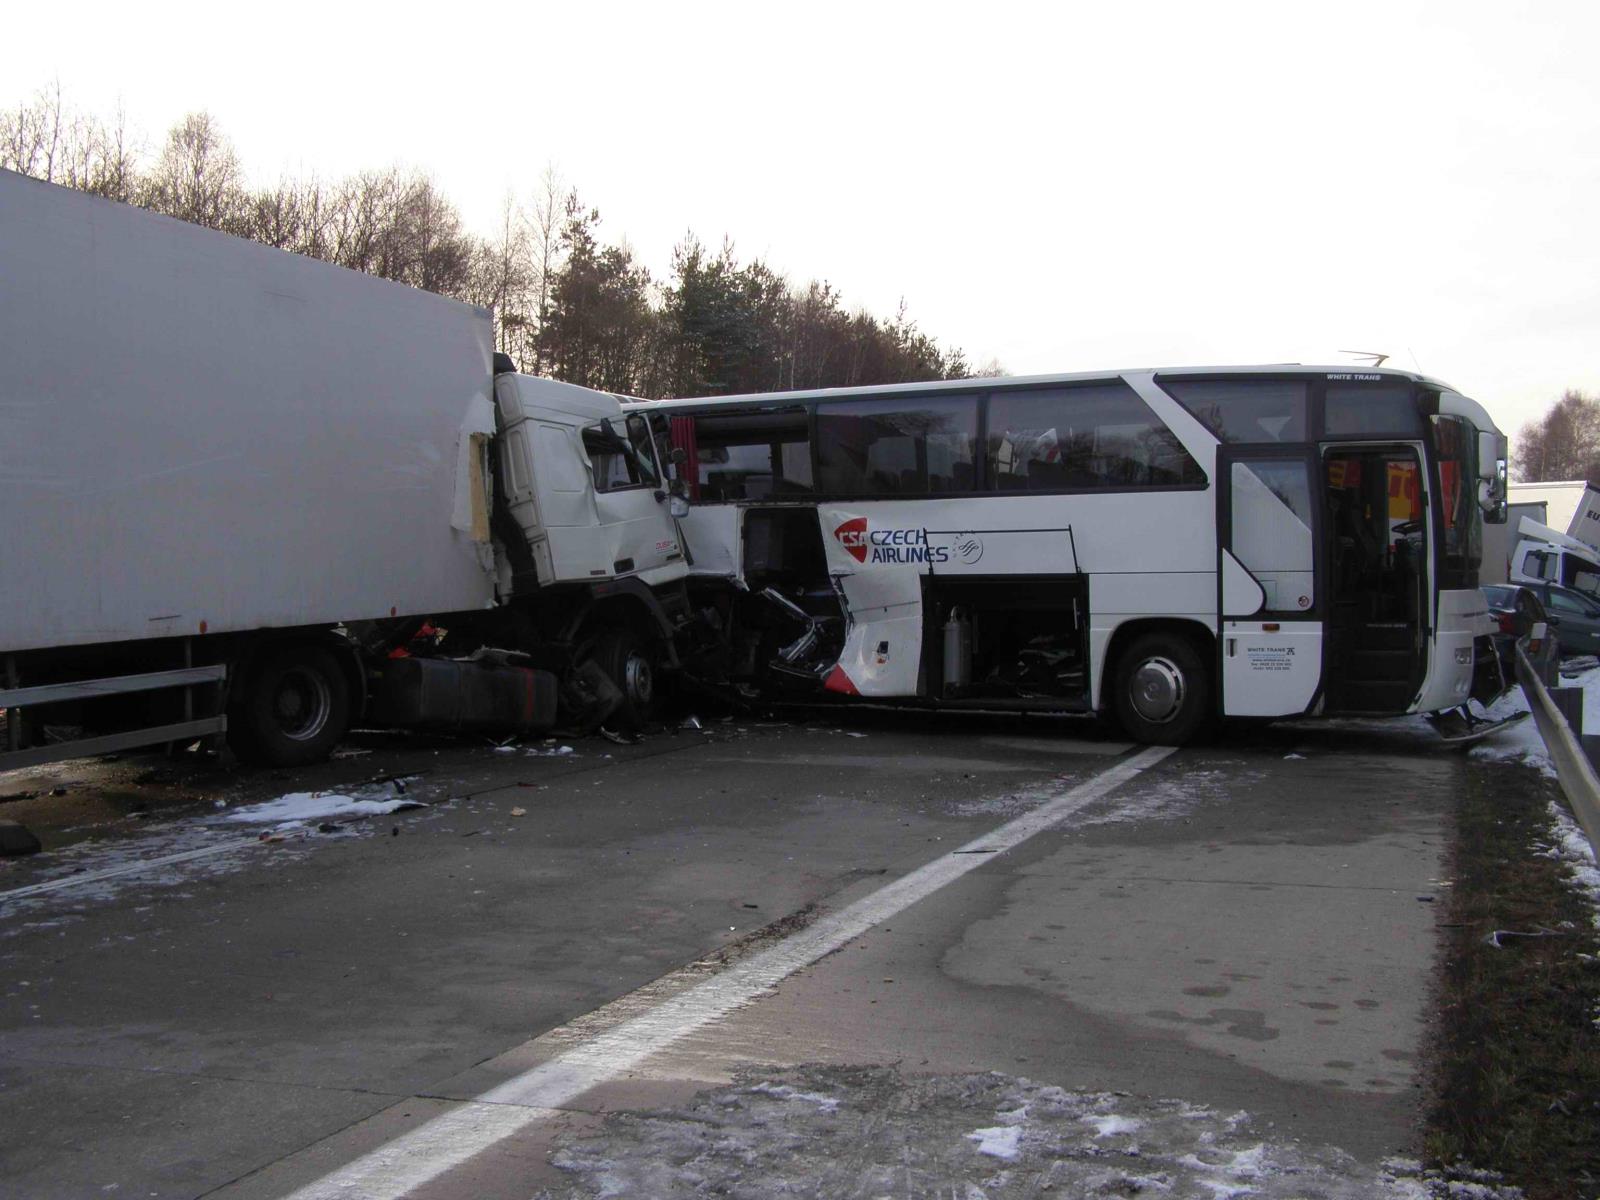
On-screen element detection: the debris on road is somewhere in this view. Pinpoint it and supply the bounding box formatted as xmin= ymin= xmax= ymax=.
xmin=510 ymin=807 xmax=527 ymax=817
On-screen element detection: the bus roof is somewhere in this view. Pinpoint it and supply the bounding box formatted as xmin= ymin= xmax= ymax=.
xmin=631 ymin=364 xmax=1462 ymax=411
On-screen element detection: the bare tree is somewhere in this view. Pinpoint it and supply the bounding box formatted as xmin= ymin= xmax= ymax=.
xmin=527 ymin=165 xmax=568 ymax=375
xmin=142 ymin=112 xmax=245 ymax=231
xmin=1516 ymin=390 xmax=1600 ymax=482
xmin=467 ymin=193 xmax=536 ymax=365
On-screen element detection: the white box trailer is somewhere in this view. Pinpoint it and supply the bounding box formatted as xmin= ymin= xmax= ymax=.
xmin=1 ymin=169 xmax=500 ymax=652
xmin=0 ymin=170 xmax=690 ymax=771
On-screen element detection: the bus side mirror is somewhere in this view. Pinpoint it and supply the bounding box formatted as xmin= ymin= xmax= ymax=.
xmin=1477 ymin=432 xmax=1500 ymax=480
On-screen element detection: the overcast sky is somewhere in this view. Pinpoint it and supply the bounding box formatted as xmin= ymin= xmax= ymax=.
xmin=9 ymin=1 xmax=1599 ymax=436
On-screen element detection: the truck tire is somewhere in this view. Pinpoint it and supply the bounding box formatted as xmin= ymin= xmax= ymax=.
xmin=230 ymin=646 xmax=351 ymax=767
xmin=1111 ymin=632 xmax=1212 ymax=746
xmin=592 ymin=629 xmax=658 ymax=731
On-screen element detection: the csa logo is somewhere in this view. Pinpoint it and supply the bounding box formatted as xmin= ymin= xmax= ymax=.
xmin=834 ymin=516 xmax=868 ymax=563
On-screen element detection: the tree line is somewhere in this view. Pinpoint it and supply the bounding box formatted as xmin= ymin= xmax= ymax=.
xmin=1516 ymin=390 xmax=1600 ymax=484
xmin=0 ymin=85 xmax=981 ymax=397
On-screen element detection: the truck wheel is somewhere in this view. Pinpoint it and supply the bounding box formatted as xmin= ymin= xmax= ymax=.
xmin=593 ymin=629 xmax=658 ymax=731
xmin=230 ymin=646 xmax=351 ymax=767
xmin=1111 ymin=632 xmax=1211 ymax=746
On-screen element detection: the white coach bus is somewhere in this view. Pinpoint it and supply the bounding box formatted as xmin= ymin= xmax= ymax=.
xmin=637 ymin=367 xmax=1509 ymax=744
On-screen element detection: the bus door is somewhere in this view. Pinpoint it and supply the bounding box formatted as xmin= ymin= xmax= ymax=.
xmin=1217 ymin=447 xmax=1324 ymax=716
xmin=1322 ymin=444 xmax=1429 ymax=713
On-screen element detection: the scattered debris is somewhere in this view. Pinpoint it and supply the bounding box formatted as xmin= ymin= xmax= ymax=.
xmin=509 ymin=807 xmax=527 ymax=817
xmin=680 ymin=715 xmax=704 ymax=732
xmin=599 ymin=728 xmax=638 ymax=745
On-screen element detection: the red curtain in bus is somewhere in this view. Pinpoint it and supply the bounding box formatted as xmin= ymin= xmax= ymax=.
xmin=670 ymin=416 xmax=700 ymax=500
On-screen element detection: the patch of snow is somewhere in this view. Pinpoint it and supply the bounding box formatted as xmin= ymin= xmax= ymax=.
xmin=746 ymin=1081 xmax=839 ymax=1112
xmin=1469 ymin=687 xmax=1555 ymax=778
xmin=1545 ymin=800 xmax=1600 ymax=930
xmin=536 ymin=1066 xmax=1515 ymax=1199
xmin=1089 ymin=1114 xmax=1143 ymax=1138
xmin=212 ymin=788 xmax=421 ymax=828
xmin=965 ymin=1124 xmax=1021 ymax=1160
xmin=526 ymin=744 xmax=576 ymax=757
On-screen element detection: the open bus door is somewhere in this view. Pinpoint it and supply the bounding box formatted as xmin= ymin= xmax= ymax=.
xmin=1217 ymin=447 xmax=1325 ymax=716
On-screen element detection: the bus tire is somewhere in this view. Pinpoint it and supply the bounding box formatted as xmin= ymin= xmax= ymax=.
xmin=1111 ymin=632 xmax=1211 ymax=746
xmin=229 ymin=645 xmax=351 ymax=767
xmin=592 ymin=628 xmax=659 ymax=731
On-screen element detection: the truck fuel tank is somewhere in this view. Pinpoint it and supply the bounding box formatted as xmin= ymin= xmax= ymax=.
xmin=369 ymin=656 xmax=558 ymax=733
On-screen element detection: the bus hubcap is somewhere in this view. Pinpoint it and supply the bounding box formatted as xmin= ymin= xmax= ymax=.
xmin=1131 ymin=657 xmax=1185 ymax=724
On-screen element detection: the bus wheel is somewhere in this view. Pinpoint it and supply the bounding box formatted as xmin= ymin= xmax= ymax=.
xmin=230 ymin=646 xmax=351 ymax=767
xmin=1112 ymin=633 xmax=1211 ymax=745
xmin=592 ymin=629 xmax=659 ymax=731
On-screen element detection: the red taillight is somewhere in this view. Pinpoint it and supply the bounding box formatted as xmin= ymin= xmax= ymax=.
xmin=1498 ymin=613 xmax=1516 ymax=635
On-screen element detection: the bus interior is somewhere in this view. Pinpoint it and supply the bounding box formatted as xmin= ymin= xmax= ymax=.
xmin=1323 ymin=447 xmax=1428 ymax=713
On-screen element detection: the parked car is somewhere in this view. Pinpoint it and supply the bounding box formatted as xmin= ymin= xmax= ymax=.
xmin=1483 ymin=583 xmax=1552 ymax=678
xmin=1496 ymin=581 xmax=1600 ymax=656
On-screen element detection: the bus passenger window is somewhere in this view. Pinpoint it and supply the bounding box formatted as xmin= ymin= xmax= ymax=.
xmin=815 ymin=395 xmax=978 ymax=496
xmin=690 ymin=409 xmax=812 ymax=502
xmin=1160 ymin=379 xmax=1308 ymax=443
xmin=987 ymin=382 xmax=1204 ymax=491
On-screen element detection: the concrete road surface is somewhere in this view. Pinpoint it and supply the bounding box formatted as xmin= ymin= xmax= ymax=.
xmin=0 ymin=712 xmax=1508 ymax=1198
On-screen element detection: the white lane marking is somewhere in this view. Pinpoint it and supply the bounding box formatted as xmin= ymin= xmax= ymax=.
xmin=283 ymin=744 xmax=1177 ymax=1200
xmin=0 ymin=838 xmax=260 ymax=903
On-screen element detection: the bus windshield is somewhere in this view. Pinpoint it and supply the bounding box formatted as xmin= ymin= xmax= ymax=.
xmin=1429 ymin=414 xmax=1482 ymax=590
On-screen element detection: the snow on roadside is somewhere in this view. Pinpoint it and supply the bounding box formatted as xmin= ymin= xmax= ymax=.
xmin=1544 ymin=800 xmax=1600 ymax=932
xmin=538 ymin=1066 xmax=1519 ymax=1199
xmin=1462 ymin=657 xmax=1600 ymax=780
xmin=1 ymin=779 xmax=431 ymax=928
xmin=1469 ymin=686 xmax=1555 ymax=778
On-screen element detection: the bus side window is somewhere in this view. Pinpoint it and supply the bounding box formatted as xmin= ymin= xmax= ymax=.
xmin=987 ymin=382 xmax=1204 ymax=491
xmin=815 ymin=395 xmax=979 ymax=496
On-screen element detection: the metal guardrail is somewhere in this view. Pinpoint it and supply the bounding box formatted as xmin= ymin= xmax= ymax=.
xmin=1515 ymin=639 xmax=1600 ymax=860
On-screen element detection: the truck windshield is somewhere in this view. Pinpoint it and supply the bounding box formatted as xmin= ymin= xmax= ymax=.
xmin=1562 ymin=556 xmax=1600 ymax=596
xmin=583 ymin=416 xmax=660 ymax=492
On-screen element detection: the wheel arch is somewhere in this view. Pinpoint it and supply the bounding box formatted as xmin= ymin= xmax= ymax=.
xmin=1096 ymin=617 xmax=1217 ymax=713
xmin=563 ymin=584 xmax=680 ymax=666
xmin=227 ymin=629 xmax=368 ymax=720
